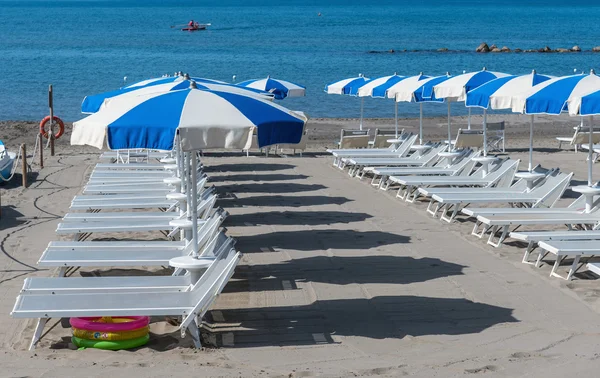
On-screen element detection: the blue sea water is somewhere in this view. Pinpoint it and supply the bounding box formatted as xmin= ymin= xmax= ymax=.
xmin=1 ymin=0 xmax=600 ymax=122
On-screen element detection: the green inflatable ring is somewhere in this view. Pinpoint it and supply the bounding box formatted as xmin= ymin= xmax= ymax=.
xmin=72 ymin=334 xmax=149 ymax=350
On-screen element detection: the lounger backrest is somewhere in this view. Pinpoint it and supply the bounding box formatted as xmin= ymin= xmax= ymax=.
xmin=340 ymin=135 xmax=370 ymax=149
xmin=530 ymin=172 xmax=573 ymax=207
xmin=394 ymin=134 xmax=418 ymax=157
xmin=573 ymin=132 xmax=600 ymax=145
xmin=454 ymin=129 xmax=484 ymax=149
xmin=372 ymin=128 xmax=401 ymax=148
xmin=480 ymin=159 xmax=519 ymax=187
xmin=183 ymin=242 xmax=241 ymax=329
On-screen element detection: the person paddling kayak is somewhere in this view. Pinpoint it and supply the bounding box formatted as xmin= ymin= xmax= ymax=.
xmin=188 ymin=20 xmax=195 ymax=28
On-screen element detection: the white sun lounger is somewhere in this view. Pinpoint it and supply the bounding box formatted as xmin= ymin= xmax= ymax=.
xmin=369 ymin=149 xmax=479 ymax=188
xmin=58 ymin=193 xmax=216 ymax=239
xmin=508 ymin=229 xmax=600 ymax=265
xmin=343 ymin=144 xmax=448 ymax=178
xmin=475 ymin=208 xmax=600 ymax=247
xmin=12 ymin=237 xmax=241 ymax=350
xmin=390 ymin=158 xmax=519 ymax=202
xmin=329 ymin=134 xmax=417 ymax=168
xmin=530 ymin=240 xmax=600 ymax=280
xmin=425 ymin=171 xmax=572 ymax=223
xmin=83 ymin=175 xmax=206 ymax=195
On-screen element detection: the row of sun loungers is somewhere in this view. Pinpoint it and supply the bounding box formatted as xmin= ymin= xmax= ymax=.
xmin=328 ymin=134 xmax=600 ymax=281
xmin=11 ymin=150 xmax=241 ymax=350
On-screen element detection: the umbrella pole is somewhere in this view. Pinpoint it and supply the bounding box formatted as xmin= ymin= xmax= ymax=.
xmin=190 ymin=151 xmax=200 ymax=257
xmin=184 ymin=152 xmax=193 ymax=242
xmin=394 ymin=100 xmax=398 ymax=137
xmin=359 ymin=97 xmax=364 ymax=130
xmin=528 ymin=115 xmax=534 ymax=172
xmin=468 ymin=107 xmax=472 ymax=130
xmin=447 ymin=102 xmax=452 ymax=148
xmin=589 ymin=115 xmax=594 ymax=186
xmin=419 ymin=103 xmax=423 ymax=145
xmin=483 ymin=109 xmax=487 ymax=156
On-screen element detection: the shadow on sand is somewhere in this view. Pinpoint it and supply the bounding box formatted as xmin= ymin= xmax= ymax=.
xmin=225 ymin=211 xmax=373 ymax=227
xmin=208 ymin=173 xmax=309 ymax=183
xmin=217 ymin=195 xmax=352 ymax=208
xmin=204 ymin=163 xmax=295 ymax=173
xmin=224 ymin=255 xmax=465 ymax=292
xmin=218 ymin=183 xmax=326 ymax=194
xmin=202 ymin=295 xmax=517 ymax=347
xmin=235 ymin=229 xmax=410 ymax=253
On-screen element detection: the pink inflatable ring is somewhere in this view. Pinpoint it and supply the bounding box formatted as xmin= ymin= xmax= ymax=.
xmin=70 ymin=316 xmax=150 ymax=332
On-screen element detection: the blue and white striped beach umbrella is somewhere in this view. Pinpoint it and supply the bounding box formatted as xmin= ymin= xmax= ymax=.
xmin=385 ymin=74 xmax=446 ymax=145
xmin=428 ymin=69 xmax=509 ymax=146
xmin=124 ymin=75 xmax=227 ymax=89
xmin=325 ymin=75 xmax=370 ymax=129
xmin=466 ymin=71 xmax=552 ymax=158
xmin=82 ymin=77 xmax=272 ymax=114
xmin=72 ymin=87 xmax=307 ymax=151
xmin=237 ymin=77 xmax=306 ymax=99
xmin=512 ymin=71 xmax=600 ymax=176
xmin=354 ymin=74 xmax=407 ymax=136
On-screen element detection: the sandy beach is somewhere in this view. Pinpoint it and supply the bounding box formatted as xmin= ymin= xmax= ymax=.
xmin=2 ymin=116 xmax=600 ymax=377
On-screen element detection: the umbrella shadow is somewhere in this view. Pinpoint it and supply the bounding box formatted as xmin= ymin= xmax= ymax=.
xmin=218 ymin=183 xmax=326 ymax=194
xmin=225 ymin=211 xmax=373 ymax=227
xmin=202 ymin=296 xmax=517 ymax=348
xmin=225 ymin=255 xmax=465 ymax=292
xmin=217 ymin=195 xmax=353 ymax=208
xmin=0 ymin=205 xmax=26 ymax=228
xmin=204 ymin=163 xmax=295 ymax=173
xmin=208 ymin=174 xmax=308 ymax=183
xmin=235 ymin=230 xmax=410 ymax=253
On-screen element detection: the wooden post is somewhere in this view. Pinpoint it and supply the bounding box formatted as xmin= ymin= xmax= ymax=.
xmin=49 ymin=85 xmax=55 ymax=156
xmin=21 ymin=144 xmax=27 ymax=188
xmin=38 ymin=133 xmax=43 ymax=168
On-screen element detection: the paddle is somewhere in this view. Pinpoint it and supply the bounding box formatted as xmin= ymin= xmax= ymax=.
xmin=170 ymin=24 xmax=188 ymax=28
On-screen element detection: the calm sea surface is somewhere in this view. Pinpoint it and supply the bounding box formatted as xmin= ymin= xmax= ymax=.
xmin=1 ymin=0 xmax=600 ymax=122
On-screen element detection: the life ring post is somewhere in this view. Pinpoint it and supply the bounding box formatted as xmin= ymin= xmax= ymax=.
xmin=49 ymin=85 xmax=54 ymax=156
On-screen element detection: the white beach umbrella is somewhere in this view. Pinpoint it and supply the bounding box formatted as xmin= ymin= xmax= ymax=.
xmin=324 ymin=75 xmax=370 ymax=129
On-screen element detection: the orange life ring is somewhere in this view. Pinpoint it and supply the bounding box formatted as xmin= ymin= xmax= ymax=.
xmin=39 ymin=116 xmax=65 ymax=139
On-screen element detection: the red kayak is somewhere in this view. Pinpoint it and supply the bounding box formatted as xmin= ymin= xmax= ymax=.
xmin=181 ymin=25 xmax=208 ymax=31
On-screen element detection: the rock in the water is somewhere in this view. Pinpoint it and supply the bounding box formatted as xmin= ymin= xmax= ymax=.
xmin=476 ymin=42 xmax=490 ymax=52
xmin=593 ymin=46 xmax=600 ymax=52
xmin=539 ymin=46 xmax=552 ymax=52
xmin=501 ymin=46 xmax=510 ymax=52
xmin=491 ymin=47 xmax=502 ymax=52
xmin=389 ymin=49 xmax=395 ymax=53
xmin=572 ymin=45 xmax=581 ymax=52
xmin=556 ymin=48 xmax=570 ymax=53
xmin=514 ymin=48 xmax=523 ymax=52
xmin=489 ymin=44 xmax=497 ymax=50
xmin=437 ymin=48 xmax=449 ymax=52
xmin=524 ymin=49 xmax=536 ymax=53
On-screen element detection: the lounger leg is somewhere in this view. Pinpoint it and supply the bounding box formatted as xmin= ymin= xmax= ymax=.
xmin=522 ymin=242 xmax=537 ymax=264
xmin=471 ymin=221 xmax=482 ymax=237
xmin=487 ymin=225 xmax=508 ymax=247
xmin=29 ymin=318 xmax=48 ymax=351
xmin=57 ymin=267 xmax=67 ymax=277
xmin=187 ymin=323 xmax=202 ymax=349
xmin=550 ymin=255 xmax=569 ymax=280
xmin=535 ymin=250 xmax=549 ymax=268
xmin=565 ymin=255 xmax=581 ymax=281
xmin=441 ymin=205 xmax=460 ymax=223
xmin=405 ymin=187 xmax=419 ymax=203
xmin=426 ymin=200 xmax=438 ymax=216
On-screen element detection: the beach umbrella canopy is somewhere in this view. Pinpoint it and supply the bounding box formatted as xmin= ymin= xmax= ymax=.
xmin=429 ymin=69 xmax=509 ymax=146
xmin=325 ymin=75 xmax=370 ymax=129
xmin=385 ymin=74 xmax=446 ymax=145
xmin=72 ymin=86 xmax=307 ymax=151
xmin=237 ymin=77 xmax=306 ymax=99
xmin=124 ymin=75 xmax=227 ymax=89
xmin=511 ymin=71 xmax=600 ymax=178
xmin=82 ymin=79 xmax=273 ymax=114
xmin=466 ymin=71 xmax=552 ymax=157
xmin=355 ymin=74 xmax=407 ymax=136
